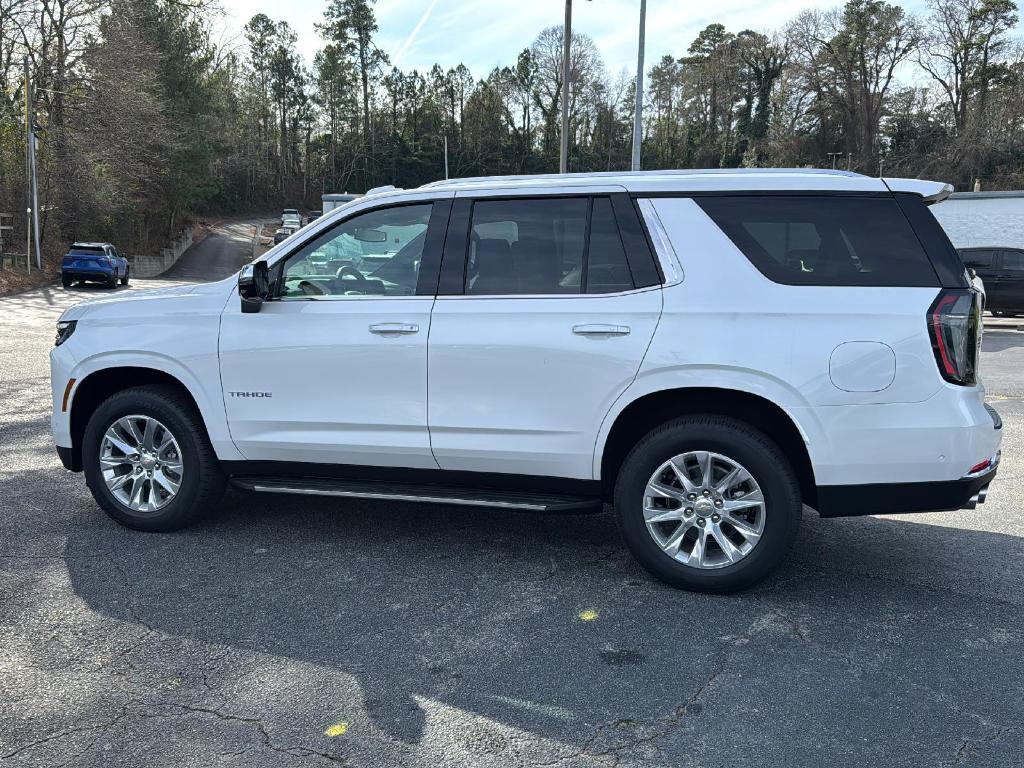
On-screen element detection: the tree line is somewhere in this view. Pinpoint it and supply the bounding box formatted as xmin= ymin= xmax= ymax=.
xmin=0 ymin=0 xmax=1020 ymax=262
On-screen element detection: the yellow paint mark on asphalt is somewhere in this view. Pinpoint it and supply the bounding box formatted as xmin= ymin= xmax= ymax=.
xmin=578 ymin=609 xmax=599 ymax=622
xmin=324 ymin=722 xmax=349 ymax=737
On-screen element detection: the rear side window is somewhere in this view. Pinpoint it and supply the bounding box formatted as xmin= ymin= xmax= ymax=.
xmin=586 ymin=198 xmax=634 ymax=293
xmin=1002 ymin=251 xmax=1024 ymax=272
xmin=465 ymin=197 xmax=635 ymax=295
xmin=696 ymin=196 xmax=940 ymax=287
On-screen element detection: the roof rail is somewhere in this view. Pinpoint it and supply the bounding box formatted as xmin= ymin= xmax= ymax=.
xmin=366 ymin=185 xmax=401 ymax=195
xmin=419 ymin=168 xmax=866 ymax=189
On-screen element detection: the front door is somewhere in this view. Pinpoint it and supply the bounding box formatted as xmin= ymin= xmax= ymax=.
xmin=428 ymin=193 xmax=663 ymax=480
xmin=219 ymin=199 xmax=449 ymax=468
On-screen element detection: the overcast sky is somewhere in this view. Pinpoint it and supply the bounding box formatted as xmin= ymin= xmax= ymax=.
xmin=216 ymin=0 xmax=936 ymax=77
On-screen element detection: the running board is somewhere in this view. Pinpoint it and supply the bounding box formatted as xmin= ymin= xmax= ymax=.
xmin=230 ymin=477 xmax=603 ymax=513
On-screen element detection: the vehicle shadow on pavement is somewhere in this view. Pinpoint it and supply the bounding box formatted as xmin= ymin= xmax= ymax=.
xmin=57 ymin=485 xmax=1024 ymax=758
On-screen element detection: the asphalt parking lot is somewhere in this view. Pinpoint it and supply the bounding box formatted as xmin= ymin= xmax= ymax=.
xmin=1 ymin=234 xmax=1023 ymax=766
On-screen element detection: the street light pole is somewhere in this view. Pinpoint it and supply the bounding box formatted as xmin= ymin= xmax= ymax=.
xmin=559 ymin=0 xmax=572 ymax=174
xmin=443 ymin=134 xmax=449 ymax=180
xmin=631 ymin=0 xmax=646 ymax=172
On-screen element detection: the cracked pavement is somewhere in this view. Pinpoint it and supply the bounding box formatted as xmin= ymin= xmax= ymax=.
xmin=2 ymin=232 xmax=1024 ymax=766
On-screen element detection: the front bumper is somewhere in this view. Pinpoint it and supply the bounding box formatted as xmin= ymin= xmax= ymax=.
xmin=56 ymin=445 xmax=79 ymax=472
xmin=815 ymin=454 xmax=1000 ymax=517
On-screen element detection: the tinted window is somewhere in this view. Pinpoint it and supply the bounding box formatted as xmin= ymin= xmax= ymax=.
xmin=696 ymin=196 xmax=939 ymax=287
xmin=960 ymin=250 xmax=996 ymax=269
xmin=586 ymin=198 xmax=634 ymax=293
xmin=280 ymin=204 xmax=431 ymax=297
xmin=1002 ymin=251 xmax=1024 ymax=272
xmin=465 ymin=197 xmax=635 ymax=295
xmin=467 ymin=198 xmax=588 ymax=295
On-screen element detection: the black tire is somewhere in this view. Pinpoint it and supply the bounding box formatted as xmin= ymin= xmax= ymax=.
xmin=82 ymin=386 xmax=225 ymax=532
xmin=120 ymin=267 xmax=129 ymax=286
xmin=61 ymin=276 xmax=71 ymax=288
xmin=107 ymin=273 xmax=118 ymax=288
xmin=614 ymin=415 xmax=802 ymax=594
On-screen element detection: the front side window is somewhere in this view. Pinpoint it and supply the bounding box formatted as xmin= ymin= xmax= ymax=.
xmin=465 ymin=196 xmax=635 ymax=295
xmin=279 ymin=204 xmax=432 ymax=298
xmin=961 ymin=250 xmax=996 ymax=269
xmin=696 ymin=196 xmax=940 ymax=287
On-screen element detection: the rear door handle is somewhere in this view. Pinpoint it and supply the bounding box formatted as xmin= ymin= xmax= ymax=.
xmin=369 ymin=322 xmax=419 ymax=335
xmin=572 ymin=324 xmax=630 ymax=336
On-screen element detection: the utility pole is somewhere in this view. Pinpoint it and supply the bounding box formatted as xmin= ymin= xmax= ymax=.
xmin=24 ymin=58 xmax=41 ymax=272
xmin=559 ymin=0 xmax=572 ymax=174
xmin=631 ymin=0 xmax=646 ymax=172
xmin=24 ymin=58 xmax=31 ymax=274
xmin=443 ymin=134 xmax=449 ymax=180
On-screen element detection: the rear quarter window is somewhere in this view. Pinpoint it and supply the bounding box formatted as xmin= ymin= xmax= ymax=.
xmin=695 ymin=195 xmax=940 ymax=287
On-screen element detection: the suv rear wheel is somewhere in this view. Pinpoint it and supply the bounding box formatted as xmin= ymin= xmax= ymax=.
xmin=614 ymin=415 xmax=802 ymax=593
xmin=82 ymin=386 xmax=225 ymax=531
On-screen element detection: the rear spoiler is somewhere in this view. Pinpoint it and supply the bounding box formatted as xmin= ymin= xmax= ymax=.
xmin=882 ymin=178 xmax=954 ymax=205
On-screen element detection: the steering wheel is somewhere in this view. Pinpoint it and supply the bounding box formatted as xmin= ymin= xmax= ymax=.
xmin=336 ymin=264 xmax=368 ymax=284
xmin=298 ymin=280 xmax=327 ymax=296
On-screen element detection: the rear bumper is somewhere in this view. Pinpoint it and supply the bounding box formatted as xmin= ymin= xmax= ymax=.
xmin=815 ymin=458 xmax=999 ymax=517
xmin=62 ymin=268 xmax=114 ymax=280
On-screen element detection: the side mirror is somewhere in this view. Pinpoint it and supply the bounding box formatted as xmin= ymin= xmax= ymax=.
xmin=239 ymin=261 xmax=270 ymax=313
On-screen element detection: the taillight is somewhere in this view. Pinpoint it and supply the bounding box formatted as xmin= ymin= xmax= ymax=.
xmin=927 ymin=289 xmax=980 ymax=386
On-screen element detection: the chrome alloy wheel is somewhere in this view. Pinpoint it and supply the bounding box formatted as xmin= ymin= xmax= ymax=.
xmin=99 ymin=415 xmax=184 ymax=512
xmin=643 ymin=451 xmax=766 ymax=569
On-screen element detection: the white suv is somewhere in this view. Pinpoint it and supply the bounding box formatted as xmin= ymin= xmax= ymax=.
xmin=50 ymin=170 xmax=1002 ymax=592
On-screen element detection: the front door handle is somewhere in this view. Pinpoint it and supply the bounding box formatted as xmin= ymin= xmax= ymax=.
xmin=572 ymin=324 xmax=631 ymax=336
xmin=369 ymin=322 xmax=419 ymax=335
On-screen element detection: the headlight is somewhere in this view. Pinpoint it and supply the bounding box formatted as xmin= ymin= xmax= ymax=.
xmin=55 ymin=320 xmax=77 ymax=346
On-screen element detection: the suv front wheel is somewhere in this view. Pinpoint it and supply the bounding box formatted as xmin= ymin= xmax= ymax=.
xmin=82 ymin=386 xmax=225 ymax=531
xmin=615 ymin=415 xmax=802 ymax=593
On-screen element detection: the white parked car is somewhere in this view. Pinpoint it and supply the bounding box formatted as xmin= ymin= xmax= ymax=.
xmin=50 ymin=170 xmax=1001 ymax=592
xmin=281 ymin=208 xmax=301 ymax=226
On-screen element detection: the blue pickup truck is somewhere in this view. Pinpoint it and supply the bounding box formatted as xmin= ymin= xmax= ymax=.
xmin=61 ymin=243 xmax=129 ymax=289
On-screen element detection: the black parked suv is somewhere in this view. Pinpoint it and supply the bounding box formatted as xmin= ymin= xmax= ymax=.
xmin=959 ymin=247 xmax=1024 ymax=316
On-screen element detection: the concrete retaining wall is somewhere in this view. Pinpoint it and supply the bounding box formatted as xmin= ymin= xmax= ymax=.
xmin=128 ymin=227 xmax=193 ymax=278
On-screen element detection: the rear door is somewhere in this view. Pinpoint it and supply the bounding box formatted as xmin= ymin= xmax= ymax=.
xmin=427 ymin=190 xmax=663 ymax=479
xmin=996 ymin=250 xmax=1024 ymax=311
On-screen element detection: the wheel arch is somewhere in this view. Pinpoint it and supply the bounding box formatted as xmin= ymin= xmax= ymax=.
xmin=596 ymin=386 xmax=817 ymax=507
xmin=67 ymin=366 xmax=207 ymax=472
